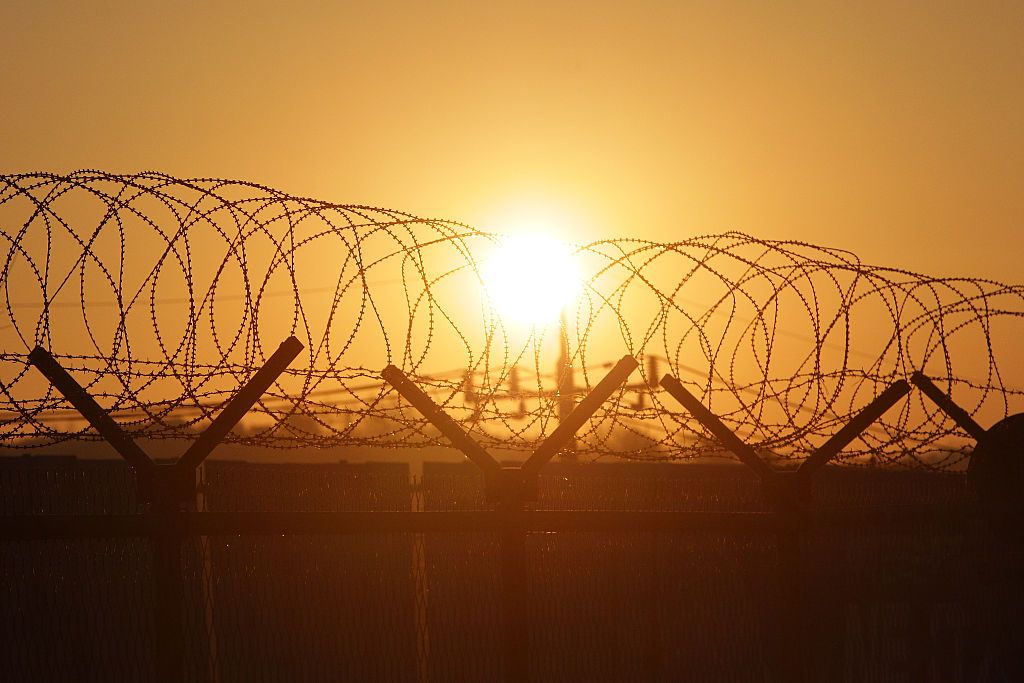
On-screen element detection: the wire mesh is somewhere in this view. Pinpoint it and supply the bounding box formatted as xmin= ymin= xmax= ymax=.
xmin=201 ymin=461 xmax=410 ymax=512
xmin=0 ymin=470 xmax=1021 ymax=681
xmin=0 ymin=457 xmax=140 ymax=514
xmin=527 ymin=531 xmax=773 ymax=682
xmin=189 ymin=534 xmax=417 ymax=682
xmin=0 ymin=537 xmax=157 ymax=681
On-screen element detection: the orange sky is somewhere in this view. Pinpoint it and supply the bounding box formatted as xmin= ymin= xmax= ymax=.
xmin=2 ymin=1 xmax=1023 ymax=281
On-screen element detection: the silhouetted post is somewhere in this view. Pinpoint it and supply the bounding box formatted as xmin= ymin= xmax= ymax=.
xmin=409 ymin=455 xmax=430 ymax=683
xmin=29 ymin=337 xmax=302 ymax=683
xmin=495 ymin=469 xmax=530 ymax=683
xmin=792 ymin=381 xmax=912 ymax=675
xmin=383 ymin=355 xmax=637 ymax=682
xmin=910 ymin=371 xmax=1024 ymax=676
xmin=660 ymin=373 xmax=909 ymax=682
xmin=194 ymin=463 xmax=220 ymax=683
xmin=909 ymin=372 xmax=986 ymax=440
xmin=150 ymin=516 xmax=184 ymax=681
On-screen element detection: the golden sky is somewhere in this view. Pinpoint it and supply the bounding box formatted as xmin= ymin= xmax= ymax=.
xmin=2 ymin=1 xmax=1023 ymax=281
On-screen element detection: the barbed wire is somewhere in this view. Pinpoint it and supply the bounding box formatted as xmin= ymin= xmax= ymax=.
xmin=1 ymin=170 xmax=1022 ymax=469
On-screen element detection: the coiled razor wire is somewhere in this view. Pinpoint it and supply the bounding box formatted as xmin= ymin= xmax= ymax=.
xmin=2 ymin=171 xmax=1022 ymax=470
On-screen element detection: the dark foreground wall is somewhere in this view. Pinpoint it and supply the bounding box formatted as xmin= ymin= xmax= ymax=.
xmin=0 ymin=458 xmax=1020 ymax=682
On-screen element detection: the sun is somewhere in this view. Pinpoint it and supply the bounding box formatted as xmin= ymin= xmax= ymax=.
xmin=481 ymin=233 xmax=583 ymax=326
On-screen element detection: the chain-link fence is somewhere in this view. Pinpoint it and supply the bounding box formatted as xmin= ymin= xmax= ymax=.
xmin=2 ymin=458 xmax=1021 ymax=682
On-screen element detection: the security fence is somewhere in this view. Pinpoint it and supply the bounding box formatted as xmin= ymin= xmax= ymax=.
xmin=2 ymin=342 xmax=1022 ymax=682
xmin=1 ymin=458 xmax=1021 ymax=683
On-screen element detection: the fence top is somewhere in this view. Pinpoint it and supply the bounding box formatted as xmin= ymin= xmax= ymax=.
xmin=2 ymin=172 xmax=1021 ymax=470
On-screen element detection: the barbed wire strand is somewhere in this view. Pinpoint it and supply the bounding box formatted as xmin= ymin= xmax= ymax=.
xmin=2 ymin=171 xmax=1023 ymax=470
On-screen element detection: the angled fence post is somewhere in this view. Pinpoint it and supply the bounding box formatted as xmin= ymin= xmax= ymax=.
xmin=793 ymin=380 xmax=910 ymax=679
xmin=909 ymin=370 xmax=1024 ymax=511
xmin=913 ymin=374 xmax=999 ymax=679
xmin=656 ymin=374 xmax=775 ymax=480
xmin=28 ymin=347 xmax=183 ymax=681
xmin=29 ymin=336 xmax=302 ymax=683
xmin=27 ymin=347 xmax=155 ymax=476
xmin=910 ymin=371 xmax=1024 ymax=677
xmin=383 ymin=355 xmax=637 ymax=683
xmin=795 ymin=380 xmax=911 ymax=481
xmin=658 ymin=373 xmax=794 ymax=679
xmin=659 ymin=372 xmax=909 ymax=682
xmin=910 ymin=372 xmax=986 ymax=440
xmin=909 ymin=370 xmax=1024 ymax=518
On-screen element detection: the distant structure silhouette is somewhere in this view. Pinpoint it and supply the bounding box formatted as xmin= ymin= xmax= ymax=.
xmin=2 ymin=170 xmax=1022 ymax=469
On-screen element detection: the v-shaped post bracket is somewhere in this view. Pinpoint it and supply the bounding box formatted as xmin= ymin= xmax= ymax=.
xmin=28 ymin=336 xmax=304 ymax=508
xmin=658 ymin=373 xmax=911 ymax=502
xmin=910 ymin=371 xmax=987 ymax=440
xmin=382 ymin=355 xmax=639 ymax=506
xmin=912 ymin=371 xmax=1024 ymax=518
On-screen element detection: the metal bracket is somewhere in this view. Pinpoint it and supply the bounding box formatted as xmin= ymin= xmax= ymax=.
xmin=29 ymin=336 xmax=303 ymax=508
xmin=382 ymin=355 xmax=638 ymax=506
xmin=659 ymin=372 xmax=910 ymax=495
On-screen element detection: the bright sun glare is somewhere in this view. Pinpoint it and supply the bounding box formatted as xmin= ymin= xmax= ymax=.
xmin=481 ymin=233 xmax=582 ymax=326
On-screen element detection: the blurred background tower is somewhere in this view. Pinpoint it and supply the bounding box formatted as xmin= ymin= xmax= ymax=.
xmin=557 ymin=310 xmax=576 ymax=461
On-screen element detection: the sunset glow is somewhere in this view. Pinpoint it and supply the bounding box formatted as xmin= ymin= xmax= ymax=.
xmin=4 ymin=3 xmax=1024 ymax=678
xmin=481 ymin=233 xmax=582 ymax=326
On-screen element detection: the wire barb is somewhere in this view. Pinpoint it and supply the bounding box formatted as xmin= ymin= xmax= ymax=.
xmin=3 ymin=171 xmax=1022 ymax=470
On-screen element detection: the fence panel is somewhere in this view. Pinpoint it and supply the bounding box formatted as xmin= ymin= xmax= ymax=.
xmin=193 ymin=534 xmax=417 ymax=682
xmin=0 ymin=537 xmax=157 ymax=682
xmin=2 ymin=461 xmax=1023 ymax=681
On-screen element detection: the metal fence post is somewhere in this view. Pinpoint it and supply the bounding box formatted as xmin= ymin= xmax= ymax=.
xmin=195 ymin=464 xmax=220 ymax=683
xmin=766 ymin=472 xmax=806 ymax=682
xmin=406 ymin=457 xmax=431 ymax=683
xmin=660 ymin=373 xmax=909 ymax=682
xmin=908 ymin=371 xmax=1024 ymax=677
xmin=793 ymin=380 xmax=911 ymax=680
xmin=151 ymin=511 xmax=185 ymax=682
xmin=29 ymin=338 xmax=302 ymax=682
xmin=495 ymin=473 xmax=530 ymax=683
xmin=383 ymin=356 xmax=638 ymax=683
xmin=659 ymin=373 xmax=799 ymax=679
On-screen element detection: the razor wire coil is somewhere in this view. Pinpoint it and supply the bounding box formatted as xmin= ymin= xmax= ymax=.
xmin=2 ymin=171 xmax=1022 ymax=470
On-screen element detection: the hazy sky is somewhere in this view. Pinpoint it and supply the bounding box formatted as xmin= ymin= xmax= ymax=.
xmin=3 ymin=1 xmax=1023 ymax=281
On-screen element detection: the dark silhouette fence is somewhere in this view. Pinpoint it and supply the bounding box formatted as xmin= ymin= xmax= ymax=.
xmin=5 ymin=171 xmax=1024 ymax=472
xmin=1 ymin=344 xmax=1022 ymax=681
xmin=2 ymin=460 xmax=1019 ymax=682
